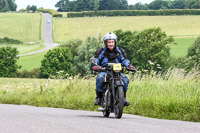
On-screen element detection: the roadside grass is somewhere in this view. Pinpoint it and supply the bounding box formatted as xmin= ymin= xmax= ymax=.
xmin=0 ymin=13 xmax=41 ymax=42
xmin=54 ymin=16 xmax=200 ymax=41
xmin=18 ymin=51 xmax=47 ymax=70
xmin=0 ymin=68 xmax=199 ymax=122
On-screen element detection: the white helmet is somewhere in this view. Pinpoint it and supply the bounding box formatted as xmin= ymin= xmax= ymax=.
xmin=103 ymin=32 xmax=117 ymax=46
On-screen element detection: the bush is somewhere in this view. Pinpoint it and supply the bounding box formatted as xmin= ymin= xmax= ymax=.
xmin=37 ymin=8 xmax=61 ymax=17
xmin=59 ymin=39 xmax=83 ymax=62
xmin=73 ymin=36 xmax=103 ymax=76
xmin=16 ymin=68 xmax=42 ymax=78
xmin=53 ymin=14 xmax=63 ymax=17
xmin=40 ymin=48 xmax=75 ymax=78
xmin=115 ymin=28 xmax=175 ymax=71
xmin=60 ymin=36 xmax=103 ymax=76
xmin=0 ymin=37 xmax=23 ymax=44
xmin=0 ymin=47 xmax=20 ymax=77
xmin=182 ymin=36 xmax=200 ymax=72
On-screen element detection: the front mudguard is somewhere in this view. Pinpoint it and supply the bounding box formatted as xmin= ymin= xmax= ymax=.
xmin=114 ymin=80 xmax=124 ymax=88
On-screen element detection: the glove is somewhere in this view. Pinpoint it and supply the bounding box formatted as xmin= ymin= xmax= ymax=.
xmin=92 ymin=66 xmax=104 ymax=72
xmin=128 ymin=65 xmax=136 ymax=71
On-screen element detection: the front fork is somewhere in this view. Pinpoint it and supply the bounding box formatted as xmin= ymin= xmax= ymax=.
xmin=111 ymin=72 xmax=124 ymax=105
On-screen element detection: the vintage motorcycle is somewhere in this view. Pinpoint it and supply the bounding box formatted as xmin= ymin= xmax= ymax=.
xmin=91 ymin=59 xmax=135 ymax=118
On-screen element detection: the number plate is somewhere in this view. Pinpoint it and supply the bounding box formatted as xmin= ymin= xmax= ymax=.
xmin=113 ymin=64 xmax=122 ymax=71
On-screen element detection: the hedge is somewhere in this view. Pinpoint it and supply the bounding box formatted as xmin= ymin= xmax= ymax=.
xmin=67 ymin=9 xmax=200 ymax=17
xmin=0 ymin=37 xmax=23 ymax=44
xmin=53 ymin=14 xmax=63 ymax=17
xmin=37 ymin=8 xmax=58 ymax=16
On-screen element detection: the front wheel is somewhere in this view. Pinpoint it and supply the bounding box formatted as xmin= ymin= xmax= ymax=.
xmin=114 ymin=86 xmax=124 ymax=119
xmin=103 ymin=110 xmax=110 ymax=117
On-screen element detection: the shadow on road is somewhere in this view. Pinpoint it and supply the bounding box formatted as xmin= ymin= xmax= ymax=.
xmin=78 ymin=114 xmax=135 ymax=120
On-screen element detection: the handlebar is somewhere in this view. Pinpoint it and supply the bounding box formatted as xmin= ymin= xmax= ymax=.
xmin=95 ymin=66 xmax=136 ymax=72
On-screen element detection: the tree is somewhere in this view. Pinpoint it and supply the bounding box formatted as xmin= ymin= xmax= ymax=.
xmin=129 ymin=2 xmax=149 ymax=10
xmin=0 ymin=0 xmax=17 ymax=12
xmin=55 ymin=0 xmax=128 ymax=12
xmin=40 ymin=48 xmax=75 ymax=78
xmin=99 ymin=0 xmax=128 ymax=10
xmin=74 ymin=36 xmax=103 ymax=76
xmin=171 ymin=0 xmax=186 ymax=9
xmin=94 ymin=0 xmax=99 ymax=14
xmin=0 ymin=46 xmax=20 ymax=77
xmin=187 ymin=0 xmax=200 ymax=9
xmin=148 ymin=0 xmax=171 ymax=10
xmin=26 ymin=5 xmax=37 ymax=12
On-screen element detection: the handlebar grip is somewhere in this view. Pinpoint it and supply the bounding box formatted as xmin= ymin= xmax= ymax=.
xmin=126 ymin=67 xmax=136 ymax=72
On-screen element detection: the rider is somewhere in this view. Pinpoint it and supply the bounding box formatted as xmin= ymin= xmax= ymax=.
xmin=92 ymin=32 xmax=136 ymax=106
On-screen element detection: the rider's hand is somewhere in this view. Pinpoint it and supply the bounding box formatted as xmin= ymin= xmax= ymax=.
xmin=128 ymin=65 xmax=136 ymax=71
xmin=92 ymin=66 xmax=104 ymax=72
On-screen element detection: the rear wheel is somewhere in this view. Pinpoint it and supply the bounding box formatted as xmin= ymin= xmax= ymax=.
xmin=114 ymin=86 xmax=124 ymax=119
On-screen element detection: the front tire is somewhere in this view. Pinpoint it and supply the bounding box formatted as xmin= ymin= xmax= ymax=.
xmin=103 ymin=110 xmax=110 ymax=117
xmin=114 ymin=86 xmax=124 ymax=119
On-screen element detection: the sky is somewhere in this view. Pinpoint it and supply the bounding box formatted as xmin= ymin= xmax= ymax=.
xmin=15 ymin=0 xmax=154 ymax=11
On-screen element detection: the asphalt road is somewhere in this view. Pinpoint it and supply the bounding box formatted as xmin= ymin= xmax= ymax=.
xmin=18 ymin=13 xmax=59 ymax=57
xmin=0 ymin=104 xmax=199 ymax=133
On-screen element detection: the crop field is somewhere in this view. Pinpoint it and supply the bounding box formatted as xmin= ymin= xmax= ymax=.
xmin=0 ymin=68 xmax=199 ymax=122
xmin=54 ymin=16 xmax=200 ymax=41
xmin=0 ymin=13 xmax=41 ymax=43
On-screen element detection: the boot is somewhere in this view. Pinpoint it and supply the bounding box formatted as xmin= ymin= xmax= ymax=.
xmin=94 ymin=91 xmax=102 ymax=105
xmin=124 ymin=91 xmax=130 ymax=106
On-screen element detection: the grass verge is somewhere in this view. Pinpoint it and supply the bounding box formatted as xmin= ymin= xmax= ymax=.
xmin=0 ymin=68 xmax=199 ymax=122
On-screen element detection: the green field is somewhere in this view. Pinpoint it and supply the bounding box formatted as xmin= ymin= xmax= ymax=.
xmin=170 ymin=38 xmax=196 ymax=57
xmin=18 ymin=51 xmax=47 ymax=70
xmin=0 ymin=14 xmax=198 ymax=70
xmin=0 ymin=68 xmax=199 ymax=122
xmin=0 ymin=44 xmax=45 ymax=55
xmin=54 ymin=16 xmax=200 ymax=41
xmin=0 ymin=13 xmax=41 ymax=43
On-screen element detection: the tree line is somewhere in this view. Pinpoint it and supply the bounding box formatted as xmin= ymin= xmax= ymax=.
xmin=55 ymin=0 xmax=129 ymax=12
xmin=55 ymin=0 xmax=200 ymax=12
xmin=129 ymin=0 xmax=200 ymax=10
xmin=0 ymin=0 xmax=17 ymax=12
xmin=1 ymin=0 xmax=199 ymax=12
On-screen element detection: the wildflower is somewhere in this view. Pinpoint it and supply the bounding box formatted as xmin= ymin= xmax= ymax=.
xmin=157 ymin=67 xmax=162 ymax=69
xmin=148 ymin=60 xmax=155 ymax=65
xmin=69 ymin=77 xmax=72 ymax=80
